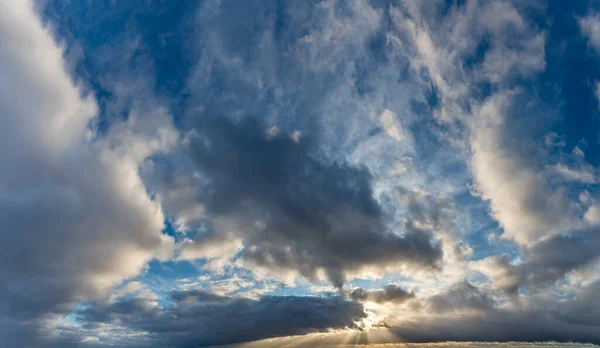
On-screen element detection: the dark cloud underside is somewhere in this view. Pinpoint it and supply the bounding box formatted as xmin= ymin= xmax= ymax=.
xmin=75 ymin=291 xmax=365 ymax=347
xmin=182 ymin=116 xmax=442 ymax=286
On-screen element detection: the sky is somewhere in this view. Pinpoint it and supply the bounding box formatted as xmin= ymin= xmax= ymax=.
xmin=2 ymin=0 xmax=600 ymax=347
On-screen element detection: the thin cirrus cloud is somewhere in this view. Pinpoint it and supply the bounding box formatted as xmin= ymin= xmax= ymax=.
xmin=2 ymin=0 xmax=600 ymax=347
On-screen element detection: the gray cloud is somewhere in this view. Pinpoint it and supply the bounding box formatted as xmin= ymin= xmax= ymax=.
xmin=473 ymin=230 xmax=600 ymax=295
xmin=555 ymin=280 xmax=600 ymax=326
xmin=391 ymin=0 xmax=600 ymax=298
xmin=7 ymin=0 xmax=600 ymax=346
xmin=126 ymin=0 xmax=453 ymax=287
xmin=0 ymin=2 xmax=177 ymax=345
xmin=179 ymin=116 xmax=442 ymax=286
xmin=427 ymin=280 xmax=495 ymax=314
xmin=63 ymin=282 xmax=600 ymax=347
xmin=349 ymin=284 xmax=415 ymax=304
xmin=391 ymin=312 xmax=600 ymax=345
xmin=72 ymin=290 xmax=365 ymax=347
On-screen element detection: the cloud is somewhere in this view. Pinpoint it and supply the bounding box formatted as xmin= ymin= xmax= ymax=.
xmin=550 ymin=163 xmax=596 ymax=184
xmin=66 ymin=282 xmax=600 ymax=347
xmin=580 ymin=13 xmax=600 ymax=53
xmin=555 ymin=280 xmax=600 ymax=326
xmin=390 ymin=312 xmax=600 ymax=344
xmin=471 ymin=255 xmax=522 ymax=295
xmin=177 ymin=232 xmax=243 ymax=264
xmin=473 ymin=230 xmax=600 ymax=294
xmin=7 ymin=0 xmax=600 ymax=346
xmin=426 ymin=280 xmax=495 ymax=314
xmin=71 ymin=290 xmax=365 ymax=347
xmin=180 ymin=115 xmax=442 ymax=287
xmin=349 ymin=284 xmax=415 ymax=304
xmin=0 ymin=1 xmax=176 ymax=344
xmin=379 ymin=109 xmax=405 ymax=141
xmin=381 ymin=283 xmax=600 ymax=345
xmin=469 ymin=92 xmax=573 ymax=245
xmin=391 ymin=0 xmax=600 ymax=298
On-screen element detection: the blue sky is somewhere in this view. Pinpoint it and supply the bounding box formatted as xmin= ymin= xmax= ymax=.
xmin=3 ymin=0 xmax=600 ymax=346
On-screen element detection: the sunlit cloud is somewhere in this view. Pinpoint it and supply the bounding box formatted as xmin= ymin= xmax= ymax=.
xmin=3 ymin=0 xmax=600 ymax=346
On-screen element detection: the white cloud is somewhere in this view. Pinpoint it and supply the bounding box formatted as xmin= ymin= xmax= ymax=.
xmin=7 ymin=0 xmax=600 ymax=345
xmin=390 ymin=0 xmax=592 ymax=249
xmin=580 ymin=14 xmax=600 ymax=53
xmin=551 ymin=163 xmax=596 ymax=184
xmin=584 ymin=204 xmax=600 ymax=225
xmin=470 ymin=93 xmax=573 ymax=245
xmin=0 ymin=1 xmax=176 ymax=343
xmin=379 ymin=109 xmax=405 ymax=141
xmin=178 ymin=231 xmax=243 ymax=266
xmin=471 ymin=254 xmax=521 ymax=295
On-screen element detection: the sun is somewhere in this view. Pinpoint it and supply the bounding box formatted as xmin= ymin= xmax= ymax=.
xmin=355 ymin=302 xmax=385 ymax=331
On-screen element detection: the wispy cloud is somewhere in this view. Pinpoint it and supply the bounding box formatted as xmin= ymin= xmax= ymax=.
xmin=4 ymin=0 xmax=600 ymax=346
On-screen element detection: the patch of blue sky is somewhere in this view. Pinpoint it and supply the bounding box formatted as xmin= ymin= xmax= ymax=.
xmin=139 ymin=260 xmax=201 ymax=287
xmin=518 ymin=1 xmax=600 ymax=165
xmin=40 ymin=0 xmax=198 ymax=132
xmin=348 ymin=274 xmax=412 ymax=290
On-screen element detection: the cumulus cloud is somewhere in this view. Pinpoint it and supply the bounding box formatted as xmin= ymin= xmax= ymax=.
xmin=178 ymin=232 xmax=243 ymax=264
xmin=469 ymin=92 xmax=573 ymax=245
xmin=7 ymin=0 xmax=600 ymax=346
xmin=471 ymin=255 xmax=522 ymax=295
xmin=0 ymin=1 xmax=176 ymax=344
xmin=470 ymin=227 xmax=600 ymax=297
xmin=390 ymin=0 xmax=600 ymax=299
xmin=180 ymin=116 xmax=442 ymax=286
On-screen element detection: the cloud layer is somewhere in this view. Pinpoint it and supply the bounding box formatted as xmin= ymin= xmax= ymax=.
xmin=3 ymin=0 xmax=600 ymax=346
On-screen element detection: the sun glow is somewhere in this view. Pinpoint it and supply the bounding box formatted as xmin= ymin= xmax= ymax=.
xmin=355 ymin=302 xmax=385 ymax=331
xmin=231 ymin=327 xmax=403 ymax=347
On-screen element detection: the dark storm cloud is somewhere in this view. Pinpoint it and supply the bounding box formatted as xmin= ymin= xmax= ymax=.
xmin=74 ymin=290 xmax=366 ymax=347
xmin=349 ymin=284 xmax=415 ymax=304
xmin=183 ymin=115 xmax=442 ymax=286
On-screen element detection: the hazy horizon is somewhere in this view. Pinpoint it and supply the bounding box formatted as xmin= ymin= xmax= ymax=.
xmin=218 ymin=332 xmax=600 ymax=348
